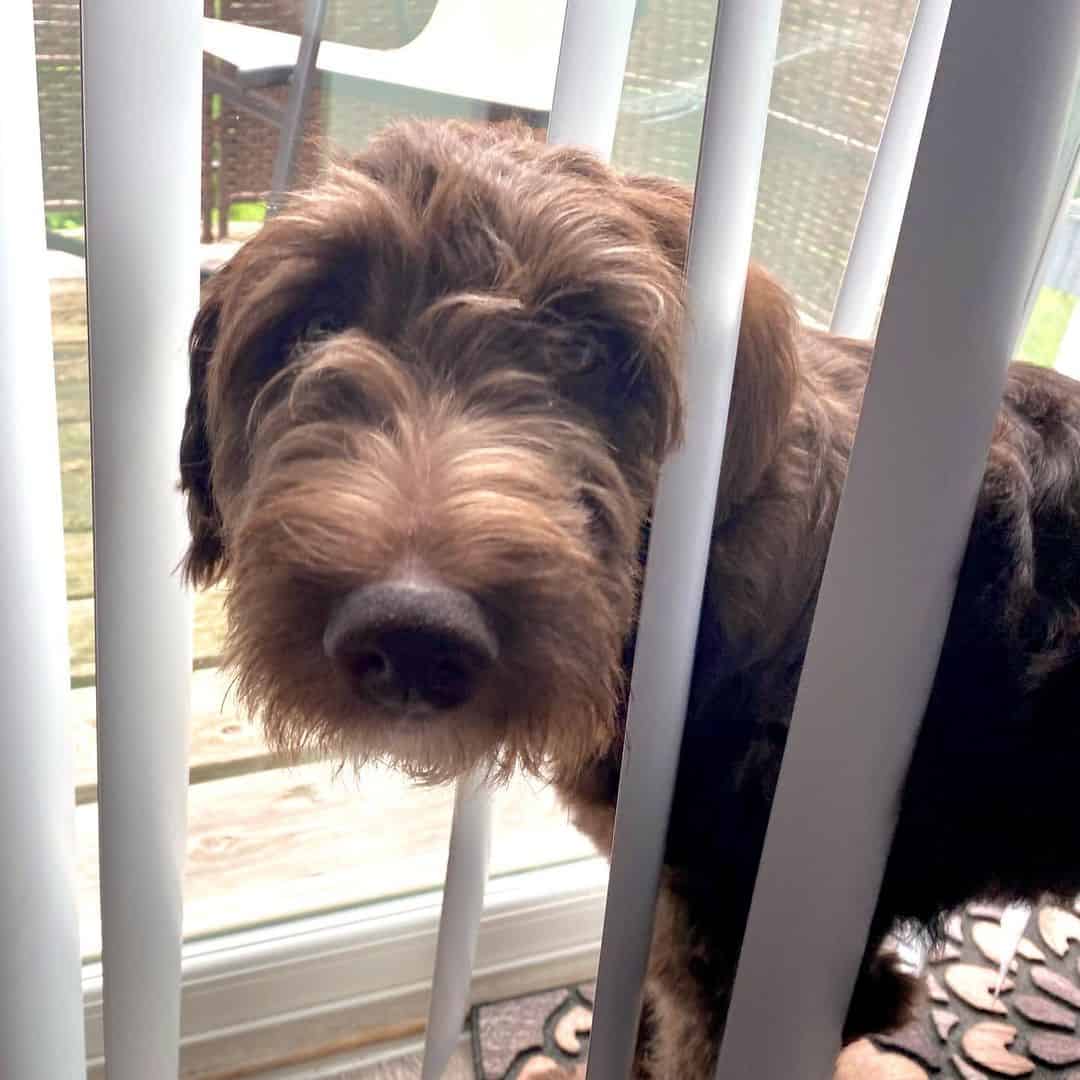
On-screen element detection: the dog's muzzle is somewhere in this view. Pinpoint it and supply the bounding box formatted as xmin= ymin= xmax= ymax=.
xmin=323 ymin=580 xmax=498 ymax=711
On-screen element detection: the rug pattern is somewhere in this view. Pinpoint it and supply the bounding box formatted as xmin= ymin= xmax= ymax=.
xmin=470 ymin=898 xmax=1080 ymax=1078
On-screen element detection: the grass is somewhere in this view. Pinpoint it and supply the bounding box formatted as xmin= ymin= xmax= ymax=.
xmin=46 ymin=200 xmax=265 ymax=238
xmin=1018 ymin=286 xmax=1077 ymax=367
xmin=229 ymin=200 xmax=267 ymax=222
xmin=208 ymin=200 xmax=267 ymax=234
xmin=46 ymin=209 xmax=84 ymax=231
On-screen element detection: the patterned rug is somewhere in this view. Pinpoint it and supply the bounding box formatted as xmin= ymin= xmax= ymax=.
xmin=469 ymin=898 xmax=1080 ymax=1078
xmin=471 ymin=983 xmax=594 ymax=1078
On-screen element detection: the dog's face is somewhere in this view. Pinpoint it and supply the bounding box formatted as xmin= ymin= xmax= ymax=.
xmin=180 ymin=121 xmax=696 ymax=784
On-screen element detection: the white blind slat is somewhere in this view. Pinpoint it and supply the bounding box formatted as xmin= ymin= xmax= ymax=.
xmin=81 ymin=0 xmax=200 ymax=1074
xmin=584 ymin=1 xmax=785 ymax=1076
xmin=716 ymin=5 xmax=1080 ymax=1077
xmin=0 ymin=2 xmax=86 ymax=1075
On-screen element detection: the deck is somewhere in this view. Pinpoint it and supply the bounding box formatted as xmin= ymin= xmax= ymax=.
xmin=48 ymin=274 xmax=596 ymax=959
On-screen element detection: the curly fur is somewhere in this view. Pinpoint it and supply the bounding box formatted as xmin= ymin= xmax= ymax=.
xmin=180 ymin=119 xmax=1080 ymax=1078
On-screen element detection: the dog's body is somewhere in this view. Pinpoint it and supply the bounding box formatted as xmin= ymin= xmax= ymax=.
xmin=180 ymin=121 xmax=1080 ymax=1078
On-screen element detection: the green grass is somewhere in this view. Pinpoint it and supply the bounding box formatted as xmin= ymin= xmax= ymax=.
xmin=207 ymin=200 xmax=267 ymax=234
xmin=48 ymin=199 xmax=263 ymax=237
xmin=46 ymin=209 xmax=84 ymax=231
xmin=1019 ymin=286 xmax=1077 ymax=368
xmin=228 ymin=200 xmax=267 ymax=222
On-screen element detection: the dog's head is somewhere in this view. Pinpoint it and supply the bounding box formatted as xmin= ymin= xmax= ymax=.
xmin=180 ymin=120 xmax=797 ymax=784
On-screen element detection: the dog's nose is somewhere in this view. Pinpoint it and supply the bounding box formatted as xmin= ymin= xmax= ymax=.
xmin=323 ymin=581 xmax=498 ymax=711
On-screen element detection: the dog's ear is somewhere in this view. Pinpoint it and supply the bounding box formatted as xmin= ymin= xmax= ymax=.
xmin=179 ymin=282 xmax=227 ymax=587
xmin=621 ymin=175 xmax=800 ymax=501
xmin=721 ymin=263 xmax=800 ymax=502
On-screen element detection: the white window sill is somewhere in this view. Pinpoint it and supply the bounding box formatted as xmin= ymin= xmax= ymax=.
xmin=83 ymin=857 xmax=607 ymax=1078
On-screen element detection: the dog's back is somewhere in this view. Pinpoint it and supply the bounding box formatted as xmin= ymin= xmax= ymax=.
xmin=664 ymin=331 xmax=1080 ymax=1046
xmin=886 ymin=360 xmax=1080 ymax=910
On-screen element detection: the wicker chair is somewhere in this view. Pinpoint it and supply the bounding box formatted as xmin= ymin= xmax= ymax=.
xmin=34 ymin=0 xmax=919 ymax=323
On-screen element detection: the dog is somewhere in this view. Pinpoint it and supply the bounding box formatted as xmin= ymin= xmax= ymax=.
xmin=179 ymin=119 xmax=1080 ymax=1078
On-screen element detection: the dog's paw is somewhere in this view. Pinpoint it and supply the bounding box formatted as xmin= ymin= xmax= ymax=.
xmin=514 ymin=1054 xmax=585 ymax=1078
xmin=843 ymin=952 xmax=925 ymax=1043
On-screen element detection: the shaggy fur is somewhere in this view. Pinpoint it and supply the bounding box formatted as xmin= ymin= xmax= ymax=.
xmin=180 ymin=120 xmax=1080 ymax=1078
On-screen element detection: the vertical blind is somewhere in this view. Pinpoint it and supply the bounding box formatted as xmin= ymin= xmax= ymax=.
xmin=82 ymin=0 xmax=199 ymax=1075
xmin=0 ymin=2 xmax=87 ymax=1075
xmin=4 ymin=1 xmax=1080 ymax=1077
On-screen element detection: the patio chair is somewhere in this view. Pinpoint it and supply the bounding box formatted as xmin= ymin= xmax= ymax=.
xmin=202 ymin=0 xmax=569 ymax=208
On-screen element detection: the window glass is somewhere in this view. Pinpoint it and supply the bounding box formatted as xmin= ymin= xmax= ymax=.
xmin=34 ymin=0 xmax=953 ymax=957
xmin=613 ymin=0 xmax=919 ymax=326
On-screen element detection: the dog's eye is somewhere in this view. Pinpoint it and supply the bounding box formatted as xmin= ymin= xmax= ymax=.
xmin=579 ymin=486 xmax=617 ymax=546
xmin=299 ymin=311 xmax=346 ymax=342
xmin=283 ymin=310 xmax=346 ymax=357
xmin=561 ymin=345 xmax=601 ymax=376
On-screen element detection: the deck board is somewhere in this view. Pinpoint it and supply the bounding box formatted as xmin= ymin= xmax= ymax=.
xmin=77 ymin=762 xmax=597 ymax=958
xmin=47 ymin=278 xmax=597 ymax=962
xmin=70 ymin=664 xmax=273 ymax=798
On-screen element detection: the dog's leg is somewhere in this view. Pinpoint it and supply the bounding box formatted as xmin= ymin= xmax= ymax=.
xmin=842 ymin=921 xmax=923 ymax=1042
xmin=628 ymin=992 xmax=659 ymax=1079
xmin=639 ymin=887 xmax=723 ymax=1079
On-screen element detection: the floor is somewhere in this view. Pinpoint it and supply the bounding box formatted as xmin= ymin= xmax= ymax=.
xmin=469 ymin=984 xmax=594 ymax=1079
xmin=314 ymin=894 xmax=1080 ymax=1079
xmin=838 ymin=895 xmax=1080 ymax=1079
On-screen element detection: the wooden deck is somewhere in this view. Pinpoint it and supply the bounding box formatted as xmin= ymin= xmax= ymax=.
xmin=76 ymin=755 xmax=596 ymax=959
xmin=48 ymin=277 xmax=597 ymax=960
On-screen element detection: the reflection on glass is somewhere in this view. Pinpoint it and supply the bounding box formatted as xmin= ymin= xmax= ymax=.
xmin=31 ymin=0 xmax=973 ymax=952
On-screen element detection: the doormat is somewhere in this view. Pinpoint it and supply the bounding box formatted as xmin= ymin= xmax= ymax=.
xmin=471 ymin=984 xmax=593 ymax=1078
xmin=471 ymin=898 xmax=1080 ymax=1078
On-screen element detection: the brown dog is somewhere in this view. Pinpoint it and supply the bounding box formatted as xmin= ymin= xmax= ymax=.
xmin=180 ymin=120 xmax=1080 ymax=1077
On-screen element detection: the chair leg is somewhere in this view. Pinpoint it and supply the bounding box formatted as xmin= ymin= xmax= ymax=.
xmin=268 ymin=0 xmax=329 ymax=210
xmin=201 ymin=88 xmax=215 ymax=245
